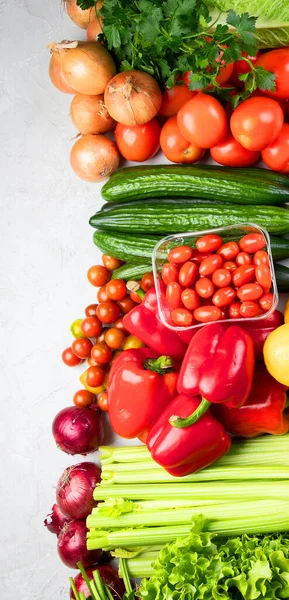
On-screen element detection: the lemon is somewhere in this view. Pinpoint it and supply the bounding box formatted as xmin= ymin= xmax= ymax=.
xmin=284 ymin=297 xmax=289 ymax=324
xmin=263 ymin=323 xmax=289 ymax=386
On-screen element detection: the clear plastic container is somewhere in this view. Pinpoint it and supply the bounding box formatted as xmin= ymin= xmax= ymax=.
xmin=152 ymin=222 xmax=278 ymax=332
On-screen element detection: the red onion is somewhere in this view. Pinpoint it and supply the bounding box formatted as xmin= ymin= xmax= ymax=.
xmin=57 ymin=519 xmax=102 ymax=569
xmin=52 ymin=405 xmax=104 ymax=455
xmin=44 ymin=503 xmax=72 ymax=535
xmin=56 ymin=462 xmax=101 ymax=519
xmin=70 ymin=565 xmax=126 ymax=599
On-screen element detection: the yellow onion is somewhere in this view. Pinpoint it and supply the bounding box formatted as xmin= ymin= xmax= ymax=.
xmin=70 ymin=93 xmax=115 ymax=134
xmin=65 ymin=0 xmax=98 ymax=29
xmin=104 ymin=70 xmax=162 ymax=125
xmin=86 ymin=17 xmax=103 ymax=42
xmin=49 ymin=50 xmax=76 ymax=93
xmin=70 ymin=134 xmax=119 ymax=182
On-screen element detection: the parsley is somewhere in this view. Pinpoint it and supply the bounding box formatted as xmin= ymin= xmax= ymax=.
xmin=76 ymin=0 xmax=95 ymax=8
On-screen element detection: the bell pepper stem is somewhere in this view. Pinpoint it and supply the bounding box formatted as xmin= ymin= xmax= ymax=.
xmin=127 ymin=280 xmax=146 ymax=300
xmin=169 ymin=398 xmax=211 ymax=428
xmin=143 ymin=355 xmax=174 ymax=374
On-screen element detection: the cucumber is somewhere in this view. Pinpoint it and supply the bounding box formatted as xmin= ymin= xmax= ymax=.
xmin=90 ymin=200 xmax=289 ymax=235
xmin=101 ymin=165 xmax=289 ymax=205
xmin=274 ymin=263 xmax=289 ymax=291
xmin=112 ymin=263 xmax=153 ymax=281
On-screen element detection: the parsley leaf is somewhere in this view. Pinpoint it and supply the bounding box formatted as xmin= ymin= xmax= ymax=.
xmin=76 ymin=0 xmax=95 ymax=8
xmin=255 ymin=66 xmax=276 ymax=91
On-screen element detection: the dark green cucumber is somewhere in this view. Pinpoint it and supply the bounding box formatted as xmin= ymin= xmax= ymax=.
xmin=270 ymin=236 xmax=289 ymax=261
xmin=112 ymin=263 xmax=153 ymax=281
xmin=90 ymin=200 xmax=289 ymax=235
xmin=274 ymin=263 xmax=289 ymax=291
xmin=101 ymin=165 xmax=289 ymax=205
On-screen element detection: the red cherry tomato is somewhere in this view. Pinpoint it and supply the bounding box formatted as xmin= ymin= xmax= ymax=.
xmin=181 ymin=288 xmax=201 ymax=311
xmin=240 ymin=301 xmax=263 ymax=318
xmin=97 ymin=391 xmax=109 ymax=412
xmin=217 ymin=241 xmax=239 ymax=261
xmin=256 ymin=49 xmax=289 ymax=100
xmin=72 ymin=337 xmax=93 ymax=359
xmin=96 ymin=301 xmax=120 ymax=323
xmin=195 ymin=277 xmax=215 ymax=299
xmin=212 ymin=268 xmax=232 ymax=288
xmin=168 ymin=245 xmax=193 ymax=264
xmin=102 ymin=255 xmax=124 ymax=271
xmin=115 ymin=119 xmax=160 ymax=162
xmin=161 ymin=262 xmax=179 ymax=285
xmin=199 ymin=254 xmax=223 ymax=276
xmin=62 ymin=346 xmax=82 ymax=367
xmin=114 ymin=317 xmax=127 ymax=331
xmin=86 ymin=365 xmax=106 ymax=387
xmin=130 ymin=289 xmax=142 ymax=304
xmin=160 ymin=116 xmax=205 ymax=164
xmin=117 ymin=296 xmax=136 ymax=314
xmin=229 ymin=302 xmax=242 ymax=319
xmin=230 ymin=97 xmax=284 ymax=151
xmin=236 ymin=252 xmax=252 ymax=266
xmin=163 ymin=371 xmax=179 ymax=396
xmin=159 ymin=85 xmax=196 ymax=117
xmin=223 ymin=261 xmax=237 ymax=272
xmin=166 ymin=281 xmax=183 ymax=309
xmin=95 ymin=331 xmax=106 ymax=344
xmin=85 ymin=303 xmax=98 ymax=317
xmin=105 ymin=327 xmax=126 ymax=349
xmin=73 ymin=389 xmax=95 ymax=407
xmin=171 ymin=308 xmax=194 ymax=327
xmin=210 ymin=132 xmax=260 ymax=167
xmin=91 ymin=343 xmax=112 ymax=364
xmin=262 ymin=123 xmax=289 ymax=173
xmin=259 ymin=292 xmax=274 ymax=312
xmin=196 ymin=234 xmax=223 ymax=253
xmin=194 ymin=305 xmax=222 ymax=323
xmin=97 ymin=286 xmax=109 ymax=303
xmin=190 ymin=250 xmax=211 ymax=264
xmin=253 ymin=250 xmax=269 ymax=267
xmin=255 ymin=266 xmax=272 ymax=290
xmin=141 ymin=272 xmax=155 ymax=291
xmin=87 ymin=265 xmax=110 ymax=287
xmin=212 ymin=286 xmax=236 ymax=307
xmin=81 ymin=316 xmax=102 ymax=338
xmin=239 ymin=233 xmax=266 ymax=253
xmin=237 ymin=283 xmax=264 ymax=302
xmin=177 ymin=93 xmax=228 ymax=148
xmin=178 ymin=261 xmax=198 ymax=287
xmin=232 ymin=265 xmax=256 ymax=287
xmin=106 ymin=279 xmax=127 ymax=301
xmin=230 ymin=51 xmax=262 ymax=88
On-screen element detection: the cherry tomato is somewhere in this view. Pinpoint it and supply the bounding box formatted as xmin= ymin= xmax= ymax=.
xmin=178 ymin=261 xmax=198 ymax=287
xmin=106 ymin=279 xmax=127 ymax=301
xmin=177 ymin=93 xmax=228 ymax=148
xmin=230 ymin=51 xmax=262 ymax=88
xmin=253 ymin=250 xmax=269 ymax=267
xmin=232 ymin=265 xmax=256 ymax=287
xmin=190 ymin=250 xmax=211 ymax=264
xmin=109 ymin=350 xmax=123 ymax=366
xmin=86 ymin=365 xmax=105 ymax=387
xmin=255 ymin=266 xmax=272 ymax=290
xmin=62 ymin=346 xmax=82 ymax=367
xmin=87 ymin=357 xmax=102 ymax=367
xmin=210 ymin=132 xmax=260 ymax=167
xmin=166 ymin=281 xmax=183 ymax=309
xmin=73 ymin=389 xmax=95 ymax=407
xmin=160 ymin=116 xmax=206 ymax=164
xmin=141 ymin=272 xmax=155 ymax=291
xmin=212 ymin=286 xmax=236 ymax=307
xmin=171 ymin=308 xmax=194 ymax=327
xmin=256 ymin=49 xmax=289 ymax=100
xmin=130 ymin=289 xmax=143 ymax=304
xmin=239 ymin=233 xmax=266 ymax=254
xmin=230 ymin=97 xmax=284 ymax=151
xmin=212 ymin=268 xmax=232 ymax=288
xmin=85 ymin=304 xmax=98 ymax=317
xmin=229 ymin=302 xmax=242 ymax=319
xmin=196 ymin=234 xmax=223 ymax=253
xmin=217 ymin=241 xmax=239 ymax=261
xmin=87 ymin=265 xmax=110 ymax=287
xmin=91 ymin=343 xmax=112 ymax=364
xmin=105 ymin=327 xmax=126 ymax=349
xmin=97 ymin=286 xmax=109 ymax=303
xmin=114 ymin=317 xmax=127 ymax=331
xmin=181 ymin=288 xmax=201 ymax=311
xmin=237 ymin=283 xmax=264 ymax=302
xmin=115 ymin=119 xmax=160 ymax=162
xmin=96 ymin=301 xmax=120 ymax=323
xmin=122 ymin=335 xmax=145 ymax=350
xmin=117 ymin=296 xmax=136 ymax=314
xmin=240 ymin=301 xmax=263 ymax=318
xmin=102 ymin=255 xmax=124 ymax=270
xmin=95 ymin=331 xmax=106 ymax=344
xmin=163 ymin=371 xmax=179 ymax=396
xmin=97 ymin=391 xmax=109 ymax=412
xmin=161 ymin=262 xmax=179 ymax=285
xmin=220 ymin=307 xmax=229 ymax=320
xmin=81 ymin=316 xmax=102 ymax=338
xmin=223 ymin=261 xmax=237 ymax=272
xmin=199 ymin=254 xmax=223 ymax=276
xmin=259 ymin=292 xmax=274 ymax=312
xmin=262 ymin=123 xmax=289 ymax=173
xmin=236 ymin=252 xmax=252 ymax=266
xmin=168 ymin=245 xmax=193 ymax=264
xmin=194 ymin=305 xmax=222 ymax=323
xmin=72 ymin=337 xmax=93 ymax=359
xmin=70 ymin=319 xmax=84 ymax=339
xmin=195 ymin=277 xmax=215 ymax=299
xmin=159 ymin=85 xmax=196 ymax=117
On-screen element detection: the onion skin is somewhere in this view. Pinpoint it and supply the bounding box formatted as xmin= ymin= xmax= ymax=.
xmin=104 ymin=70 xmax=162 ymax=126
xmin=65 ymin=0 xmax=97 ymax=29
xmin=70 ymin=94 xmax=115 ymax=135
xmin=60 ymin=41 xmax=116 ymax=95
xmin=49 ymin=52 xmax=75 ymax=94
xmin=86 ymin=18 xmax=103 ymax=42
xmin=56 ymin=462 xmax=101 ymax=519
xmin=70 ymin=565 xmax=126 ymax=599
xmin=52 ymin=405 xmax=104 ymax=455
xmin=57 ymin=519 xmax=102 ymax=569
xmin=44 ymin=503 xmax=72 ymax=535
xmin=70 ymin=134 xmax=119 ymax=182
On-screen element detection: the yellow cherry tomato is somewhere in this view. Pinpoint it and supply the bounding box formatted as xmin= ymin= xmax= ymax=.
xmin=79 ymin=370 xmax=105 ymax=394
xmin=70 ymin=318 xmax=85 ymax=339
xmin=263 ymin=323 xmax=289 ymax=386
xmin=284 ymin=297 xmax=289 ymax=324
xmin=122 ymin=335 xmax=145 ymax=350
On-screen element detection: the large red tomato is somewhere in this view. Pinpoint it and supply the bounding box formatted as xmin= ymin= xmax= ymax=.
xmin=115 ymin=119 xmax=160 ymax=162
xmin=230 ymin=97 xmax=284 ymax=151
xmin=262 ymin=123 xmax=289 ymax=173
xmin=210 ymin=132 xmax=260 ymax=167
xmin=230 ymin=51 xmax=262 ymax=88
xmin=160 ymin=116 xmax=206 ymax=163
xmin=256 ymin=49 xmax=289 ymax=100
xmin=159 ymin=85 xmax=196 ymax=117
xmin=177 ymin=93 xmax=228 ymax=148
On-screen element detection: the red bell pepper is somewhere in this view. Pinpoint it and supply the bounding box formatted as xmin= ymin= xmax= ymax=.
xmin=147 ymin=394 xmax=231 ymax=476
xmin=212 ymin=363 xmax=289 ymax=437
xmin=239 ymin=310 xmax=284 ymax=362
xmin=107 ymin=348 xmax=178 ymax=439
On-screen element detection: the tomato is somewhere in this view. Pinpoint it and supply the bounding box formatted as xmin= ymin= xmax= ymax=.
xmin=106 ymin=279 xmax=127 ymax=301
xmin=141 ymin=272 xmax=154 ymax=291
xmin=159 ymin=85 xmax=196 ymax=117
xmin=109 ymin=350 xmax=123 ymax=366
xmin=240 ymin=301 xmax=263 ymax=318
xmin=210 ymin=132 xmax=260 ymax=167
xmin=232 ymin=265 xmax=256 ymax=287
xmin=160 ymin=116 xmax=205 ymax=164
xmin=122 ymin=335 xmax=145 ymax=350
xmin=236 ymin=252 xmax=252 ymax=266
xmin=96 ymin=301 xmax=120 ymax=323
xmin=190 ymin=250 xmax=211 ymax=264
xmin=262 ymin=123 xmax=289 ymax=173
xmin=212 ymin=286 xmax=236 ymax=307
xmin=163 ymin=371 xmax=179 ymax=396
xmin=97 ymin=286 xmax=109 ymax=303
xmin=177 ymin=93 xmax=228 ymax=148
xmin=250 ymin=91 xmax=287 ymax=116
xmin=87 ymin=265 xmax=110 ymax=287
xmin=85 ymin=304 xmax=98 ymax=317
xmin=161 ymin=262 xmax=179 ymax=285
xmin=95 ymin=331 xmax=106 ymax=344
xmin=171 ymin=308 xmax=194 ymax=327
xmin=259 ymin=292 xmax=274 ymax=312
xmin=62 ymin=346 xmax=82 ymax=367
xmin=256 ymin=49 xmax=289 ymax=100
xmin=81 ymin=316 xmax=102 ymax=338
xmin=230 ymin=97 xmax=284 ymax=151
xmin=91 ymin=343 xmax=112 ymax=364
xmin=196 ymin=234 xmax=223 ymax=253
xmin=166 ymin=281 xmax=183 ymax=309
xmin=102 ymin=255 xmax=123 ymax=270
xmin=239 ymin=233 xmax=266 ymax=253
xmin=255 ymin=266 xmax=272 ymax=290
xmin=237 ymin=283 xmax=263 ymax=302
xmin=113 ymin=317 xmax=127 ymax=331
xmin=168 ymin=245 xmax=193 ymax=264
xmin=230 ymin=51 xmax=262 ymax=88
xmin=195 ymin=277 xmax=215 ymax=299
xmin=212 ymin=268 xmax=231 ymax=288
xmin=199 ymin=254 xmax=223 ymax=276
xmin=115 ymin=119 xmax=160 ymax=162
xmin=72 ymin=337 xmax=93 ymax=359
xmin=73 ymin=389 xmax=95 ymax=407
xmin=228 ymin=302 xmax=241 ymax=319
xmin=181 ymin=288 xmax=201 ymax=311
xmin=117 ymin=296 xmax=136 ymax=314
xmin=194 ymin=305 xmax=222 ymax=323
xmin=130 ymin=289 xmax=143 ymax=304
xmin=253 ymin=250 xmax=269 ymax=267
xmin=97 ymin=391 xmax=108 ymax=412
xmin=70 ymin=318 xmax=84 ymax=339
xmin=178 ymin=261 xmax=198 ymax=287
xmin=86 ymin=365 xmax=106 ymax=387
xmin=105 ymin=327 xmax=126 ymax=349
xmin=217 ymin=241 xmax=239 ymax=260
xmin=87 ymin=357 xmax=102 ymax=367
xmin=223 ymin=261 xmax=237 ymax=272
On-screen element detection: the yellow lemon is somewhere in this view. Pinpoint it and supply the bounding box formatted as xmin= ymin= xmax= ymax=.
xmin=284 ymin=297 xmax=289 ymax=324
xmin=263 ymin=323 xmax=289 ymax=386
